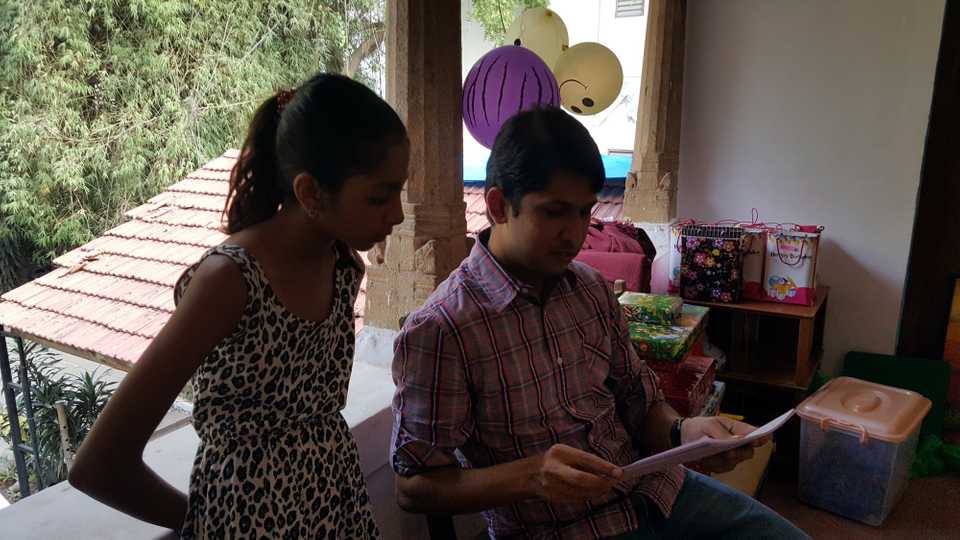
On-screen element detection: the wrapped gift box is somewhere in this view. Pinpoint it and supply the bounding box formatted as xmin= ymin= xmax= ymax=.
xmin=650 ymin=354 xmax=717 ymax=417
xmin=628 ymin=304 xmax=709 ymax=363
xmin=619 ymin=292 xmax=683 ymax=326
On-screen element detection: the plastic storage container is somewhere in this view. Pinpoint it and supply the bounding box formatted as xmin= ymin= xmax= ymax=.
xmin=796 ymin=377 xmax=931 ymax=526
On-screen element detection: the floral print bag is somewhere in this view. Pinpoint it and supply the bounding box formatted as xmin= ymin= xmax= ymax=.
xmin=667 ymin=219 xmax=697 ymax=294
xmin=679 ymin=225 xmax=746 ymax=303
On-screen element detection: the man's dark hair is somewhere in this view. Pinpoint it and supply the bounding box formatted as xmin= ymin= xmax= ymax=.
xmin=485 ymin=107 xmax=605 ymax=219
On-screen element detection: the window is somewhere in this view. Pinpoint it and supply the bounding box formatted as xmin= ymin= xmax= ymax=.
xmin=616 ymin=0 xmax=645 ymax=18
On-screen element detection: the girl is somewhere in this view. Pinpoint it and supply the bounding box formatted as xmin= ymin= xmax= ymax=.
xmin=69 ymin=73 xmax=408 ymax=538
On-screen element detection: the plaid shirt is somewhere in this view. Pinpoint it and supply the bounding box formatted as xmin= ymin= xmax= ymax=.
xmin=391 ymin=231 xmax=685 ymax=539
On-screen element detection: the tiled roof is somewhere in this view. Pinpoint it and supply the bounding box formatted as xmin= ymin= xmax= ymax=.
xmin=0 ymin=151 xmax=623 ymax=370
xmin=0 ymin=152 xmax=239 ymax=369
xmin=462 ymin=184 xmax=625 ymax=233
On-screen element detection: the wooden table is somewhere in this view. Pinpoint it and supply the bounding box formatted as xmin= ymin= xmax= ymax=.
xmin=686 ymin=287 xmax=830 ymax=391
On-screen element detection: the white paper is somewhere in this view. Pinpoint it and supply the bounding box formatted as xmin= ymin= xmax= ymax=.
xmin=622 ymin=409 xmax=795 ymax=480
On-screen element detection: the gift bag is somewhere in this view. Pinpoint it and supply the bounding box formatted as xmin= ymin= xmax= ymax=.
xmin=741 ymin=226 xmax=767 ymax=301
xmin=680 ymin=225 xmax=745 ymax=303
xmin=667 ymin=223 xmax=684 ymax=294
xmin=763 ymin=227 xmax=823 ymax=305
xmin=667 ymin=220 xmax=695 ymax=294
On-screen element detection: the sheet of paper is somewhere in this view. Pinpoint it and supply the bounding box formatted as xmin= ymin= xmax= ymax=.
xmin=622 ymin=409 xmax=795 ymax=480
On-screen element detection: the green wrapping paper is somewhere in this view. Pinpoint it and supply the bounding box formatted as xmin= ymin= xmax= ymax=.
xmin=628 ymin=304 xmax=709 ymax=362
xmin=619 ymin=292 xmax=684 ymax=325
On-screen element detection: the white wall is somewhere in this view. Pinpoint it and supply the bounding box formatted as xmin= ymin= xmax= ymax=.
xmin=678 ymin=0 xmax=945 ymax=372
xmin=461 ymin=0 xmax=647 ymax=156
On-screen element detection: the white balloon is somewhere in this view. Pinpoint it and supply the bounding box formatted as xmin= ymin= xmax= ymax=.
xmin=504 ymin=7 xmax=569 ymax=69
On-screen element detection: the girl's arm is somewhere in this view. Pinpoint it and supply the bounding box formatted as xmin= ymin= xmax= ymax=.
xmin=68 ymin=254 xmax=247 ymax=530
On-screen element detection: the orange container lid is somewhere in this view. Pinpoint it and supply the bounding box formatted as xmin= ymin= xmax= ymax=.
xmin=797 ymin=377 xmax=931 ymax=443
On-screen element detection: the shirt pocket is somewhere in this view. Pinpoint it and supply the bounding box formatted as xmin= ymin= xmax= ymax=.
xmin=558 ymin=317 xmax=613 ymax=402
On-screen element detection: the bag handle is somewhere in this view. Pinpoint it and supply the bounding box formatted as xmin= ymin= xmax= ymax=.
xmin=712 ymin=208 xmax=763 ymax=228
xmin=672 ymin=218 xmax=697 ymax=252
xmin=775 ymin=235 xmax=807 ymax=267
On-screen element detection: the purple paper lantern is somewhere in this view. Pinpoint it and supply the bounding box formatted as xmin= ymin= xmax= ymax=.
xmin=463 ymin=45 xmax=560 ymax=149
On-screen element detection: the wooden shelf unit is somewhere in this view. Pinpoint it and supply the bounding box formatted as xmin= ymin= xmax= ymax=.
xmin=686 ymin=287 xmax=830 ymax=391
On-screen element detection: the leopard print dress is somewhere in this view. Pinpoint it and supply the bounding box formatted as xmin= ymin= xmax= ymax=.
xmin=175 ymin=244 xmax=380 ymax=539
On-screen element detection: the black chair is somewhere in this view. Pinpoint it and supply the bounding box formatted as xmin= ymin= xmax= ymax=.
xmin=425 ymin=515 xmax=458 ymax=539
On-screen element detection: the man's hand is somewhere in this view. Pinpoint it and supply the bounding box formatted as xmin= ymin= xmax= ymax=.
xmin=529 ymin=444 xmax=623 ymax=504
xmin=681 ymin=416 xmax=770 ymax=474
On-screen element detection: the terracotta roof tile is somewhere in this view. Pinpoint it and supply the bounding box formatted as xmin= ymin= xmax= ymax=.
xmin=35 ymin=268 xmax=174 ymax=312
xmin=168 ymin=178 xmax=230 ymax=196
xmin=4 ymin=289 xmax=161 ymax=339
xmin=125 ymin=204 xmax=225 ymax=229
xmin=466 ymin=214 xmax=490 ymax=236
xmin=0 ymin=149 xmax=624 ymax=370
xmin=50 ymin=254 xmax=184 ymax=287
xmin=57 ymin=237 xmax=209 ymax=266
xmin=204 ymin=153 xmax=239 ymax=169
xmin=461 ymin=184 xmax=624 ymax=236
xmin=594 ymin=185 xmax=626 ymax=222
xmin=106 ymin=221 xmax=223 ymax=247
xmin=183 ymin=169 xmax=232 ymax=182
xmin=148 ymin=191 xmax=225 ymax=212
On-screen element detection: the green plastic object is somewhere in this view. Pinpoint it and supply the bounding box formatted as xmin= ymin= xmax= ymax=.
xmin=942 ymin=441 xmax=960 ymax=471
xmin=912 ymin=435 xmax=946 ymax=477
xmin=842 ymin=352 xmax=949 ymax=438
xmin=911 ymin=435 xmax=960 ymax=478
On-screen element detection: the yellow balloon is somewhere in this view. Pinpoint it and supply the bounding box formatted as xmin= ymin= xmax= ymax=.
xmin=504 ymin=7 xmax=569 ymax=69
xmin=554 ymin=42 xmax=624 ymax=116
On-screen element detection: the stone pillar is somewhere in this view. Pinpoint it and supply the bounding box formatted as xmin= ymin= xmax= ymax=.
xmin=363 ymin=0 xmax=468 ymax=330
xmin=622 ymin=0 xmax=687 ymax=223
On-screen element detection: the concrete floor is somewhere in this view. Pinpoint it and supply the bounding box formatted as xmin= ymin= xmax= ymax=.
xmin=761 ymin=473 xmax=960 ymax=539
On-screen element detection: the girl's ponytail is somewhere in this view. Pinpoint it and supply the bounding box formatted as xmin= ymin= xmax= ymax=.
xmin=224 ymin=93 xmax=285 ymax=234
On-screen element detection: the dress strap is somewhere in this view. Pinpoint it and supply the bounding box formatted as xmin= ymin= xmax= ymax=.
xmin=173 ymin=244 xmax=264 ymax=308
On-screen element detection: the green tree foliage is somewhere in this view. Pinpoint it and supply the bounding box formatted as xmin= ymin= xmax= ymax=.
xmin=470 ymin=0 xmax=548 ymax=44
xmin=0 ymin=0 xmax=384 ymax=292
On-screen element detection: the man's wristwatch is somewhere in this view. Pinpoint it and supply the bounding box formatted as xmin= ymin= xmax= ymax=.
xmin=670 ymin=417 xmax=686 ymax=448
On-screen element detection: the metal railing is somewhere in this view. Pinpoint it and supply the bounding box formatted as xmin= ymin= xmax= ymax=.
xmin=1 ymin=328 xmax=44 ymax=498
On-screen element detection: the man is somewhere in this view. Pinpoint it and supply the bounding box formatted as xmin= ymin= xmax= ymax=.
xmin=390 ymin=108 xmax=808 ymax=539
